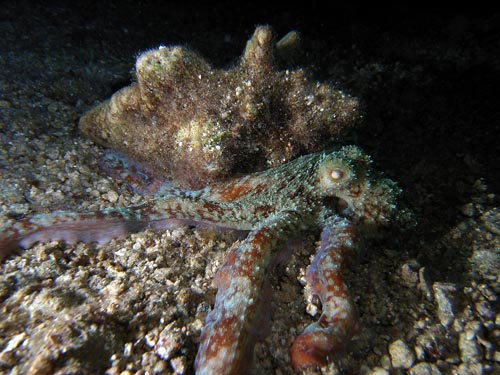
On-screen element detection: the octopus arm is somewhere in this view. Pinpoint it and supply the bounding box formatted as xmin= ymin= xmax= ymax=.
xmin=290 ymin=216 xmax=360 ymax=370
xmin=194 ymin=210 xmax=302 ymax=375
xmin=0 ymin=194 xmax=253 ymax=261
xmin=0 ymin=210 xmax=146 ymax=261
xmin=149 ymin=195 xmax=255 ymax=230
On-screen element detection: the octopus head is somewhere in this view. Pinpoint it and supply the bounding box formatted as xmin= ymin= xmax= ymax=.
xmin=316 ymin=146 xmax=401 ymax=231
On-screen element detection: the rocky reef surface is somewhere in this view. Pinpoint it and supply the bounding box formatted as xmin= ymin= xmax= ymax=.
xmin=80 ymin=25 xmax=360 ymax=188
xmin=0 ymin=3 xmax=499 ymax=375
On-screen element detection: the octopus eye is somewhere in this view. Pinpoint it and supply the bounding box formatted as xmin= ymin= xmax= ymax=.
xmin=330 ymin=168 xmax=345 ymax=181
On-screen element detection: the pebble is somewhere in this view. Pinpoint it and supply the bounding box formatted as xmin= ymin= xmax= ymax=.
xmin=2 ymin=332 xmax=27 ymax=352
xmin=433 ymin=282 xmax=457 ymax=327
xmin=418 ymin=267 xmax=433 ymax=301
xmin=0 ymin=351 xmax=16 ymax=367
xmin=154 ymin=323 xmax=185 ymax=360
xmin=414 ymin=325 xmax=446 ymax=362
xmin=460 ymin=202 xmax=475 ymax=217
xmin=365 ymin=367 xmax=389 ymax=375
xmin=400 ymin=263 xmax=419 ymax=285
xmin=458 ymin=324 xmax=483 ymax=363
xmin=123 ymin=342 xmax=134 ymax=357
xmin=170 ymin=356 xmax=187 ymax=375
xmin=408 ymin=362 xmax=442 ymax=375
xmin=305 ymin=300 xmax=319 ymax=317
xmin=379 ymin=353 xmax=392 ymax=369
xmin=140 ymin=352 xmax=160 ymax=369
xmin=478 ymin=284 xmax=496 ymax=301
xmin=152 ymin=360 xmax=168 ymax=374
xmin=477 ymin=336 xmax=494 ymax=360
xmin=106 ymin=190 xmax=119 ymax=203
xmin=475 ymin=300 xmax=495 ymax=321
xmin=0 ymin=99 xmax=11 ymax=108
xmin=456 ymin=362 xmax=484 ymax=375
xmin=388 ymin=339 xmax=415 ymax=369
xmin=481 ymin=208 xmax=500 ymax=235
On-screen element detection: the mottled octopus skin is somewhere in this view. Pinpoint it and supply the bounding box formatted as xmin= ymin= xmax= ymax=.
xmin=290 ymin=216 xmax=360 ymax=370
xmin=0 ymin=146 xmax=400 ymax=374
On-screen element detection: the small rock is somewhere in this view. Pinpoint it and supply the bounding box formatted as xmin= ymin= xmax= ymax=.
xmin=141 ymin=352 xmax=159 ymax=368
xmin=400 ymin=263 xmax=419 ymax=285
xmin=469 ymin=250 xmax=500 ymax=280
xmin=0 ymin=99 xmax=11 ymax=108
xmin=155 ymin=323 xmax=185 ymax=360
xmin=456 ymin=362 xmax=484 ymax=375
xmin=477 ymin=336 xmax=494 ymax=360
xmin=418 ymin=267 xmax=433 ymax=301
xmin=170 ymin=356 xmax=187 ymax=375
xmin=460 ymin=202 xmax=475 ymax=217
xmin=0 ymin=351 xmax=16 ymax=367
xmin=475 ymin=300 xmax=495 ymax=321
xmin=152 ymin=360 xmax=168 ymax=374
xmin=408 ymin=362 xmax=442 ymax=375
xmin=305 ymin=300 xmax=319 ymax=317
xmin=389 ymin=339 xmax=416 ymax=369
xmin=365 ymin=367 xmax=389 ymax=375
xmin=105 ymin=364 xmax=121 ymax=375
xmin=106 ymin=190 xmax=119 ymax=203
xmin=47 ymin=101 xmax=59 ymax=114
xmin=379 ymin=354 xmax=392 ymax=369
xmin=123 ymin=342 xmax=134 ymax=357
xmin=415 ymin=325 xmax=450 ymax=362
xmin=478 ymin=284 xmax=497 ymax=302
xmin=433 ymin=282 xmax=457 ymax=327
xmin=481 ymin=208 xmax=500 ymax=235
xmin=2 ymin=332 xmax=27 ymax=352
xmin=458 ymin=327 xmax=482 ymax=363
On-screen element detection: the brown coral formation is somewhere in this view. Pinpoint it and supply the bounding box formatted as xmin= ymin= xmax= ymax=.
xmin=80 ymin=25 xmax=361 ymax=188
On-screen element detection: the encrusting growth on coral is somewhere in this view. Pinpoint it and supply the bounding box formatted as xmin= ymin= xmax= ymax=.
xmin=0 ymin=145 xmax=400 ymax=374
xmin=79 ymin=25 xmax=361 ymax=188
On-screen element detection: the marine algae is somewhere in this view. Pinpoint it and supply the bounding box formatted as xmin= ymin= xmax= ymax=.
xmin=80 ymin=26 xmax=360 ymax=188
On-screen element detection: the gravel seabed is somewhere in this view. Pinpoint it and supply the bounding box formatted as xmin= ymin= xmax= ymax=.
xmin=0 ymin=3 xmax=499 ymax=375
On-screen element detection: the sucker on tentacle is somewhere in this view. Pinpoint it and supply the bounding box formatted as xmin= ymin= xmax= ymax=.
xmin=0 ymin=146 xmax=401 ymax=374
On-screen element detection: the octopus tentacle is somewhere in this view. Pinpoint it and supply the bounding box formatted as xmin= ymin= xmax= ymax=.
xmin=0 ymin=210 xmax=145 ymax=261
xmin=290 ymin=216 xmax=360 ymax=370
xmin=149 ymin=194 xmax=255 ymax=230
xmin=194 ymin=211 xmax=302 ymax=375
xmin=0 ymin=191 xmax=255 ymax=261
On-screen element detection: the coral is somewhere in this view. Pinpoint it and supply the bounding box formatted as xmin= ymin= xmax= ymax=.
xmin=79 ymin=25 xmax=360 ymax=188
xmin=0 ymin=146 xmax=400 ymax=373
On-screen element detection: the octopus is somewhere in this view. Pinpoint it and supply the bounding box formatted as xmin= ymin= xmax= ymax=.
xmin=0 ymin=145 xmax=400 ymax=374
